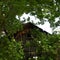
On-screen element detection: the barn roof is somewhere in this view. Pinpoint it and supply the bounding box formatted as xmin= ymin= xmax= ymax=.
xmin=23 ymin=22 xmax=51 ymax=34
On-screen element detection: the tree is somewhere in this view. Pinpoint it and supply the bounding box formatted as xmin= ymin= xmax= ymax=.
xmin=0 ymin=0 xmax=60 ymax=60
xmin=31 ymin=29 xmax=60 ymax=60
xmin=0 ymin=36 xmax=24 ymax=60
xmin=0 ymin=0 xmax=60 ymax=32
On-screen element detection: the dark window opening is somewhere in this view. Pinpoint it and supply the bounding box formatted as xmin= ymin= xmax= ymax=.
xmin=27 ymin=33 xmax=31 ymax=37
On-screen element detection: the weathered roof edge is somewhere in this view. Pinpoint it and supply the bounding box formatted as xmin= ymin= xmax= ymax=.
xmin=23 ymin=22 xmax=51 ymax=34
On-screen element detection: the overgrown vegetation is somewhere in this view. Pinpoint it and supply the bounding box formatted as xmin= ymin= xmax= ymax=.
xmin=0 ymin=36 xmax=24 ymax=60
xmin=0 ymin=0 xmax=60 ymax=60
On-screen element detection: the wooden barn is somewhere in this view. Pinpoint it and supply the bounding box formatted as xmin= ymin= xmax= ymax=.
xmin=14 ymin=22 xmax=50 ymax=60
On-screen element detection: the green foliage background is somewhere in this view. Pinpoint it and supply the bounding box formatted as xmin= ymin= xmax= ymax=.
xmin=0 ymin=36 xmax=24 ymax=60
xmin=0 ymin=0 xmax=60 ymax=60
xmin=30 ymin=29 xmax=60 ymax=60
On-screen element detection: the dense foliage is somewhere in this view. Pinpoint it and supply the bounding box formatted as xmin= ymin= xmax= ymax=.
xmin=0 ymin=36 xmax=24 ymax=60
xmin=30 ymin=29 xmax=60 ymax=60
xmin=0 ymin=0 xmax=60 ymax=31
xmin=0 ymin=0 xmax=60 ymax=60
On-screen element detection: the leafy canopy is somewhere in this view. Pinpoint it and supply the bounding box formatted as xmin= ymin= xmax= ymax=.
xmin=0 ymin=0 xmax=60 ymax=60
xmin=0 ymin=0 xmax=60 ymax=33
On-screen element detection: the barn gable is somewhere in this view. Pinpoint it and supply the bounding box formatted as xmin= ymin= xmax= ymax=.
xmin=14 ymin=22 xmax=50 ymax=60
